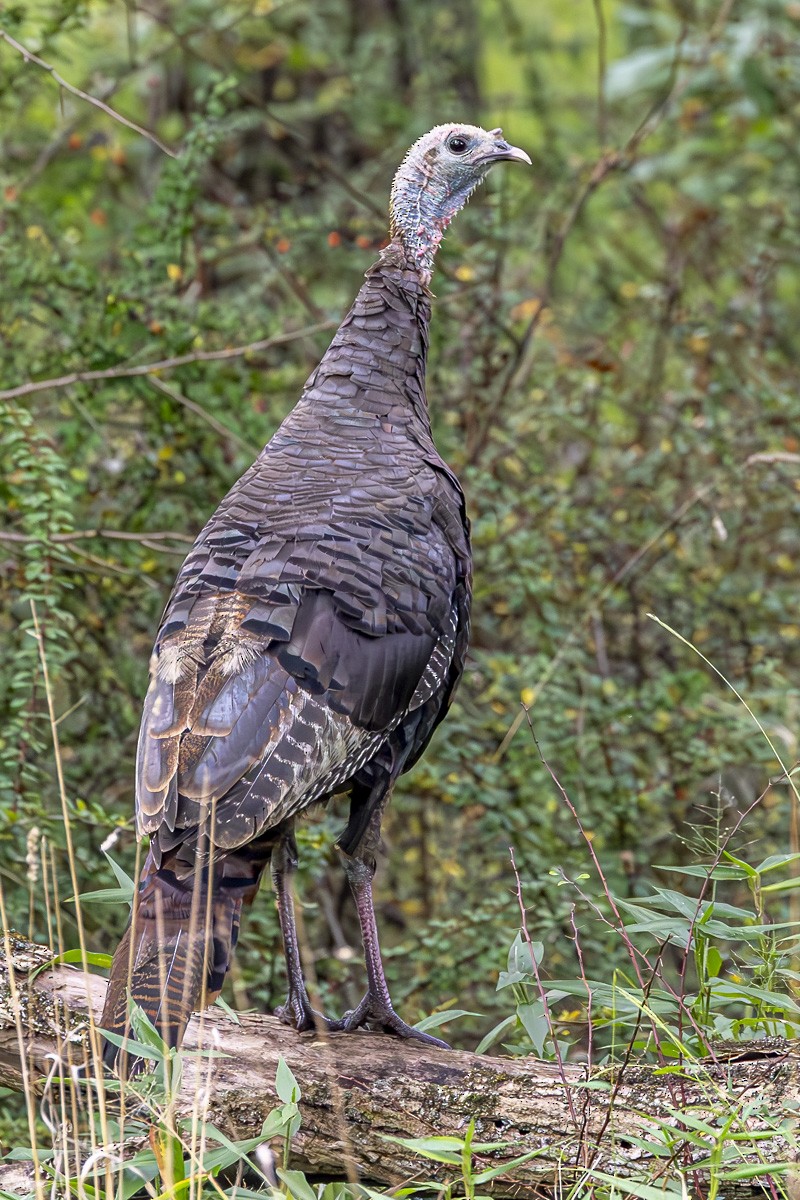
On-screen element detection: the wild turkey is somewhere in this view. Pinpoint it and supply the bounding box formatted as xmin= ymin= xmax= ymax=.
xmin=101 ymin=123 xmax=530 ymax=1070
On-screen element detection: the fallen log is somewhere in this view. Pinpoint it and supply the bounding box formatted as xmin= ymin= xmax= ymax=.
xmin=0 ymin=932 xmax=796 ymax=1196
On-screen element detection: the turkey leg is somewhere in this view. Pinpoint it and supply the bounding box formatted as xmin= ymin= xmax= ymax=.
xmin=336 ymin=811 xmax=449 ymax=1049
xmin=271 ymin=826 xmax=336 ymax=1033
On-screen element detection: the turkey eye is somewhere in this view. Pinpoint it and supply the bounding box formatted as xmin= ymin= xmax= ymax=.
xmin=448 ymin=136 xmax=468 ymax=154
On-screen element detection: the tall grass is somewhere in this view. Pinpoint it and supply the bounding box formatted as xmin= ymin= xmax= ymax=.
xmin=1 ymin=611 xmax=798 ymax=1199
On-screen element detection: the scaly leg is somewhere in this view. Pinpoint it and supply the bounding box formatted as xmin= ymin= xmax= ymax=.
xmin=336 ymin=804 xmax=448 ymax=1049
xmin=271 ymin=826 xmax=336 ymax=1033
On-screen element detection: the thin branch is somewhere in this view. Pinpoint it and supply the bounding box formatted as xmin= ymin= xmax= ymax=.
xmin=467 ymin=0 xmax=735 ymax=464
xmin=146 ymin=375 xmax=258 ymax=454
xmin=8 ymin=81 xmax=117 ymax=201
xmin=592 ymin=0 xmax=609 ymax=147
xmin=0 ymin=528 xmax=193 ymax=545
xmin=0 ymin=28 xmax=176 ymax=158
xmin=509 ymin=847 xmax=580 ymax=1132
xmin=0 ymin=321 xmax=336 ymax=403
xmin=494 ymin=483 xmax=713 ymax=759
xmin=746 ymin=451 xmax=800 ymax=467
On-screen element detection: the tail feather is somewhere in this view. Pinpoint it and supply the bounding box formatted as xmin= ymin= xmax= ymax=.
xmin=100 ymin=852 xmax=243 ymax=1074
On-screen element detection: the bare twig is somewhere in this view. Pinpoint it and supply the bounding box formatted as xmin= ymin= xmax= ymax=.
xmin=509 ymin=847 xmax=580 ymax=1132
xmin=746 ymin=451 xmax=800 ymax=467
xmin=0 ymin=528 xmax=193 ymax=546
xmin=592 ymin=0 xmax=609 ymax=147
xmin=569 ymin=905 xmax=593 ymax=1078
xmin=495 ymin=484 xmax=713 ymax=759
xmin=0 ymin=321 xmax=336 ymax=403
xmin=9 ymin=82 xmax=117 ymax=200
xmin=468 ymin=0 xmax=735 ymax=464
xmin=146 ymin=375 xmax=258 ymax=454
xmin=0 ymin=28 xmax=176 ymax=158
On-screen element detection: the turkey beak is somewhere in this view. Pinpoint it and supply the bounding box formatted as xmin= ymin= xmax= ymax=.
xmin=480 ymin=141 xmax=532 ymax=166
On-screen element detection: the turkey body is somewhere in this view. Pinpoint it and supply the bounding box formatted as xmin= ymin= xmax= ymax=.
xmin=101 ymin=243 xmax=471 ymax=1063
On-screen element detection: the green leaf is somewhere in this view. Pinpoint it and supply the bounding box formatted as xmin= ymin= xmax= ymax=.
xmin=187 ymin=1121 xmax=274 ymax=1182
xmin=475 ymin=1014 xmax=517 ymax=1054
xmin=130 ymin=1002 xmax=171 ymax=1052
xmin=379 ymin=1134 xmax=463 ymax=1165
xmin=277 ymin=1169 xmax=319 ymax=1200
xmin=275 ymin=1055 xmax=301 ymax=1104
xmin=414 ymin=1008 xmax=480 ymax=1032
xmin=516 ymin=1001 xmax=549 ymax=1057
xmin=99 ymin=1029 xmax=163 ymax=1062
xmin=506 ymin=931 xmax=543 ymax=977
xmin=71 ymin=886 xmax=135 ymax=905
xmin=587 ymin=1170 xmax=684 ymax=1200
xmin=214 ymin=994 xmax=241 ymax=1023
xmin=753 ymin=853 xmax=800 ymax=875
xmin=473 ymin=1147 xmax=547 ymax=1184
xmin=29 ymin=948 xmax=112 ymax=981
xmin=656 ymin=864 xmax=750 ymax=882
xmin=103 ymin=850 xmax=136 ymax=895
xmin=3 ymin=1147 xmax=55 ymax=1162
xmin=703 ymin=947 xmax=723 ymax=979
xmin=719 ymin=1162 xmax=792 ymax=1180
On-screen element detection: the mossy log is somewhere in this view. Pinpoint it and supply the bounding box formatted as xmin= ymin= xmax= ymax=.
xmin=0 ymin=933 xmax=797 ymax=1196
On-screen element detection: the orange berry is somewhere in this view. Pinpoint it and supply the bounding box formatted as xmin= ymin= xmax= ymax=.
xmin=355 ymin=235 xmax=371 ymax=249
xmin=327 ymin=230 xmax=341 ymax=247
xmin=68 ymin=133 xmax=83 ymax=150
xmin=276 ymin=238 xmax=291 ymax=254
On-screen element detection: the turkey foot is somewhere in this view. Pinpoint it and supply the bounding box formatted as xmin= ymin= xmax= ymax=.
xmin=272 ymin=828 xmax=338 ymax=1034
xmin=334 ymin=992 xmax=449 ymax=1048
xmin=275 ymin=986 xmax=338 ymax=1034
xmin=340 ymin=854 xmax=450 ymax=1050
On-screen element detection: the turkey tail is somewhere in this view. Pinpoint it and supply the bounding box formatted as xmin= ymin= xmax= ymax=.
xmin=100 ymin=851 xmax=243 ymax=1074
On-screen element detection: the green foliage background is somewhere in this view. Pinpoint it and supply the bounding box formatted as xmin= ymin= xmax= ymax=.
xmin=1 ymin=0 xmax=799 ymax=1139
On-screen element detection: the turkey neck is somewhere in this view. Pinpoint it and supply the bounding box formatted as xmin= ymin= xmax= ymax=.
xmin=295 ymin=238 xmax=436 ymax=448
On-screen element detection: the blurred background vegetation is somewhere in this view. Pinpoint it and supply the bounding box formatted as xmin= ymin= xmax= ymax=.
xmin=1 ymin=0 xmax=799 ymax=1145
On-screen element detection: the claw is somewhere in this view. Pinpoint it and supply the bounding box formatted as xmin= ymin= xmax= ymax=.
xmin=275 ymin=991 xmax=338 ymax=1034
xmin=332 ymin=993 xmax=450 ymax=1049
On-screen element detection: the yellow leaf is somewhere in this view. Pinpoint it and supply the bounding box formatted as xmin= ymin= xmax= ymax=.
xmin=521 ymin=687 xmax=536 ymax=707
xmin=511 ymin=297 xmax=542 ymax=320
xmin=454 ymin=265 xmax=475 ymax=282
xmin=167 ymin=263 xmax=183 ymax=282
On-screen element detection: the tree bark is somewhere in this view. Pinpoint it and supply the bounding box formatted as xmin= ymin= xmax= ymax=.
xmin=0 ymin=933 xmax=796 ymax=1196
